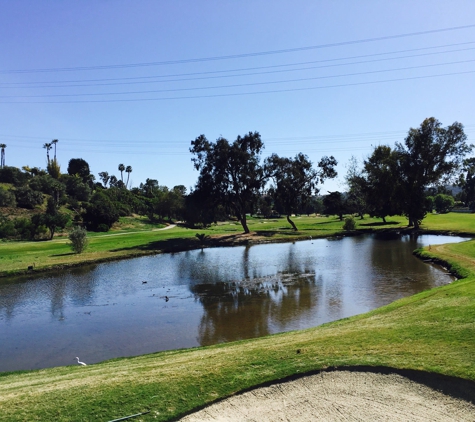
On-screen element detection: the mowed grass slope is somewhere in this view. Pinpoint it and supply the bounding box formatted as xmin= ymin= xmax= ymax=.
xmin=0 ymin=224 xmax=475 ymax=421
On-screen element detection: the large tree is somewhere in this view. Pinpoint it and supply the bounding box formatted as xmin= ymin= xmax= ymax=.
xmin=190 ymin=131 xmax=266 ymax=233
xmin=395 ymin=117 xmax=470 ymax=229
xmin=457 ymin=157 xmax=475 ymax=209
xmin=362 ymin=145 xmax=402 ymax=223
xmin=266 ymin=153 xmax=337 ymax=230
xmin=68 ymin=158 xmax=91 ymax=182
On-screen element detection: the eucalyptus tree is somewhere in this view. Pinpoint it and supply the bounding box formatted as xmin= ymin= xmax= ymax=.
xmin=363 ymin=145 xmax=401 ymax=223
xmin=395 ymin=118 xmax=470 ymax=229
xmin=190 ymin=131 xmax=266 ymax=233
xmin=265 ymin=153 xmax=337 ymax=230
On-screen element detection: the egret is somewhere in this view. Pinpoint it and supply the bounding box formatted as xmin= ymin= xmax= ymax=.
xmin=75 ymin=357 xmax=87 ymax=366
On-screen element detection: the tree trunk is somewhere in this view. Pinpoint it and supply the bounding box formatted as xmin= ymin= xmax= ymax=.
xmin=382 ymin=216 xmax=387 ymax=223
xmin=240 ymin=214 xmax=250 ymax=234
xmin=287 ymin=215 xmax=298 ymax=231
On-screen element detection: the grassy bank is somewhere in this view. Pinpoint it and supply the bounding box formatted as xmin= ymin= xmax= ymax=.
xmin=1 ymin=213 xmax=474 ymax=277
xmin=0 ymin=219 xmax=475 ymax=421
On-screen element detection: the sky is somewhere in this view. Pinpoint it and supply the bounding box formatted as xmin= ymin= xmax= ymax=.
xmin=1 ymin=1 xmax=475 ymax=194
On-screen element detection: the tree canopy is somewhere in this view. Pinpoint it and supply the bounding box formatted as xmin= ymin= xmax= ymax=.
xmin=395 ymin=118 xmax=470 ymax=228
xmin=266 ymin=153 xmax=337 ymax=230
xmin=190 ymin=131 xmax=266 ymax=233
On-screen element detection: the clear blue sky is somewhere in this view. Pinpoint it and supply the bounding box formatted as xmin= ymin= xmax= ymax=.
xmin=1 ymin=1 xmax=474 ymax=193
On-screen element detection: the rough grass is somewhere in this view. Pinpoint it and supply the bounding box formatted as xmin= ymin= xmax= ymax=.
xmin=1 ymin=217 xmax=475 ymax=420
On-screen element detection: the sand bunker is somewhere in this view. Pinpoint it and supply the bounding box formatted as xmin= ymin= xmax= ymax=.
xmin=179 ymin=370 xmax=475 ymax=421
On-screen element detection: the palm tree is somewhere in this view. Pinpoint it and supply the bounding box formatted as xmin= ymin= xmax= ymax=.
xmin=51 ymin=139 xmax=58 ymax=160
xmin=43 ymin=143 xmax=52 ymax=164
xmin=0 ymin=143 xmax=6 ymax=168
xmin=125 ymin=165 xmax=132 ymax=188
xmin=118 ymin=163 xmax=125 ymax=183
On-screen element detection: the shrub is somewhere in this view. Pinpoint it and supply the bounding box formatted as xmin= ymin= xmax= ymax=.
xmin=68 ymin=226 xmax=89 ymax=254
xmin=0 ymin=187 xmax=16 ymax=207
xmin=0 ymin=217 xmax=15 ymax=238
xmin=343 ymin=215 xmax=356 ymax=231
xmin=14 ymin=186 xmax=44 ymax=209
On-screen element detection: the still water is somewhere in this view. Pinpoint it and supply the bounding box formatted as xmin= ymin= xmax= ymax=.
xmin=0 ymin=234 xmax=467 ymax=372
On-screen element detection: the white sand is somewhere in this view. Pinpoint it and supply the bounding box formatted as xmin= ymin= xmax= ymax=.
xmin=179 ymin=371 xmax=475 ymax=421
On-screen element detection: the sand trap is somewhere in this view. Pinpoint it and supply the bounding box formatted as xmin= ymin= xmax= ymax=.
xmin=179 ymin=370 xmax=475 ymax=421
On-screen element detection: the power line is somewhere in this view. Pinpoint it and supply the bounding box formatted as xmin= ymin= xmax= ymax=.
xmin=2 ymin=24 xmax=475 ymax=74
xmin=2 ymin=69 xmax=474 ymax=103
xmin=1 ymin=126 xmax=473 ymax=149
xmin=2 ymin=43 xmax=474 ymax=88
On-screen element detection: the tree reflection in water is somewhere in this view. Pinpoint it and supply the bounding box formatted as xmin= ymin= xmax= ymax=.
xmin=182 ymin=245 xmax=321 ymax=346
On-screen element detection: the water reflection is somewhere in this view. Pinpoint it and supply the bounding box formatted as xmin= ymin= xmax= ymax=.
xmin=0 ymin=234 xmax=466 ymax=372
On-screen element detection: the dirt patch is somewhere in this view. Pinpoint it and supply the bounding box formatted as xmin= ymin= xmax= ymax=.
xmin=178 ymin=370 xmax=475 ymax=421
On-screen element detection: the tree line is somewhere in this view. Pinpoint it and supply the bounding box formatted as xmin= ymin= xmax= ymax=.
xmin=0 ymin=117 xmax=473 ymax=240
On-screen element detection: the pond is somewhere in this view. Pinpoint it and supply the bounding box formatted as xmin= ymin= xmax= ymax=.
xmin=0 ymin=233 xmax=467 ymax=373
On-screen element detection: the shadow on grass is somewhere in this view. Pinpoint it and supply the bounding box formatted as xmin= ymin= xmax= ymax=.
xmin=254 ymin=230 xmax=299 ymax=237
xmin=51 ymin=252 xmax=76 ymax=257
xmin=359 ymin=221 xmax=401 ymax=227
xmin=111 ymin=237 xmax=196 ymax=253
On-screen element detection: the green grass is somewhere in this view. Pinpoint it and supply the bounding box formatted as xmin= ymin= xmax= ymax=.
xmin=1 ymin=212 xmax=474 ymax=277
xmin=0 ymin=232 xmax=475 ymax=420
xmin=0 ymin=212 xmax=475 ymax=420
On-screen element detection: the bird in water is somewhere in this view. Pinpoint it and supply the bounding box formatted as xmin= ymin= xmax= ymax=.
xmin=75 ymin=357 xmax=87 ymax=366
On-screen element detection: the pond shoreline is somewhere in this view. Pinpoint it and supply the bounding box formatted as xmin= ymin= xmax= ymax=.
xmin=1 ymin=226 xmax=471 ymax=279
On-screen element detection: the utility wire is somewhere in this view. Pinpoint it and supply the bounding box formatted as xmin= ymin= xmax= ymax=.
xmin=2 ymin=42 xmax=474 ymax=88
xmin=2 ymin=69 xmax=474 ymax=103
xmin=2 ymin=125 xmax=473 ymax=148
xmin=2 ymin=60 xmax=474 ymax=100
xmin=2 ymin=24 xmax=475 ymax=74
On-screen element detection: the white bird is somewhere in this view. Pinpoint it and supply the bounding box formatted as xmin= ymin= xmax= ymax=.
xmin=75 ymin=357 xmax=87 ymax=366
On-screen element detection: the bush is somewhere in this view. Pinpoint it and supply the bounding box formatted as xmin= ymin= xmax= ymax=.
xmin=82 ymin=192 xmax=119 ymax=231
xmin=68 ymin=226 xmax=89 ymax=253
xmin=0 ymin=187 xmax=16 ymax=207
xmin=0 ymin=217 xmax=15 ymax=238
xmin=434 ymin=193 xmax=455 ymax=214
xmin=14 ymin=186 xmax=44 ymax=209
xmin=343 ymin=215 xmax=357 ymax=231
xmin=14 ymin=217 xmax=45 ymax=239
xmin=0 ymin=166 xmax=30 ymax=186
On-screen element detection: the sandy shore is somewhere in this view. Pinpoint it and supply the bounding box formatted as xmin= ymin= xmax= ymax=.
xmin=179 ymin=370 xmax=475 ymax=421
